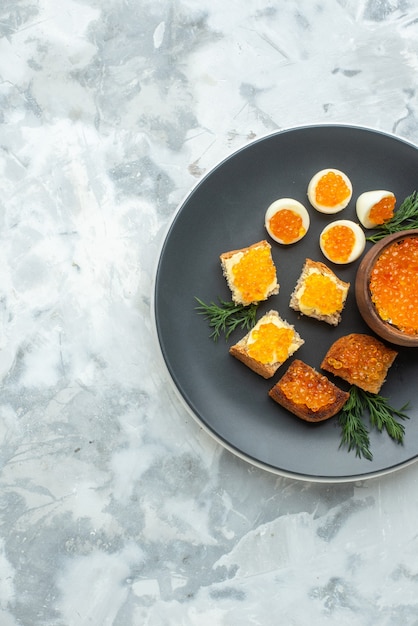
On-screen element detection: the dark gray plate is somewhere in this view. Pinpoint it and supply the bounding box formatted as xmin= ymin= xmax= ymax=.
xmin=154 ymin=125 xmax=418 ymax=482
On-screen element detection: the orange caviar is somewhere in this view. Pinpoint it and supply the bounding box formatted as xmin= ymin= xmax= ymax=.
xmin=369 ymin=236 xmax=418 ymax=335
xmin=324 ymin=335 xmax=396 ymax=388
xmin=299 ymin=273 xmax=344 ymax=315
xmin=280 ymin=361 xmax=336 ymax=411
xmin=315 ymin=171 xmax=351 ymax=207
xmin=248 ymin=323 xmax=294 ymax=364
xmin=269 ymin=209 xmax=306 ymax=244
xmin=321 ymin=224 xmax=355 ymax=263
xmin=232 ymin=246 xmax=277 ymax=303
xmin=368 ymin=196 xmax=396 ymax=226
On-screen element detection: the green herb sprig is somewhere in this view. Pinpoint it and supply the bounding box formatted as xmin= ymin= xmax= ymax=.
xmin=195 ymin=297 xmax=258 ymax=341
xmin=338 ymin=389 xmax=373 ymax=460
xmin=338 ymin=386 xmax=410 ymax=460
xmin=367 ymin=191 xmax=418 ymax=243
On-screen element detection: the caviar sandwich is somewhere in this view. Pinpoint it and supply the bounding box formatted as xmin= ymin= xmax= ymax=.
xmin=269 ymin=359 xmax=349 ymax=422
xmin=289 ymin=258 xmax=350 ymax=326
xmin=321 ymin=333 xmax=397 ymax=394
xmin=220 ymin=240 xmax=279 ymax=306
xmin=229 ymin=310 xmax=304 ymax=379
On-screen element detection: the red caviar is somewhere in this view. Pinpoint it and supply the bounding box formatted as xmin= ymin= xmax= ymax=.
xmin=368 ymin=195 xmax=396 ymax=226
xmin=299 ymin=273 xmax=344 ymax=315
xmin=232 ymin=245 xmax=277 ymax=303
xmin=315 ymin=171 xmax=351 ymax=207
xmin=279 ymin=360 xmax=337 ymax=411
xmin=321 ymin=224 xmax=355 ymax=263
xmin=369 ymin=236 xmax=418 ymax=335
xmin=269 ymin=209 xmax=306 ymax=244
xmin=248 ymin=323 xmax=294 ymax=364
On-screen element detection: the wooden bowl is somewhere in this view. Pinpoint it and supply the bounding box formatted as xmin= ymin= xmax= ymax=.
xmin=355 ymin=229 xmax=418 ymax=347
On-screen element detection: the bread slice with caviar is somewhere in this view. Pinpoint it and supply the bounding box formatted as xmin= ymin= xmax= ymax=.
xmin=229 ymin=310 xmax=304 ymax=379
xmin=269 ymin=359 xmax=349 ymax=422
xmin=321 ymin=333 xmax=397 ymax=394
xmin=220 ymin=240 xmax=279 ymax=306
xmin=289 ymin=258 xmax=350 ymax=326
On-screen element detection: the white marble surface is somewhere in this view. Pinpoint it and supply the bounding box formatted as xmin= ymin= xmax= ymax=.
xmin=1 ymin=1 xmax=418 ymax=624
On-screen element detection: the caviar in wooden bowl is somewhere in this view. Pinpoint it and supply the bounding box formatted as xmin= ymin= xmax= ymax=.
xmin=355 ymin=229 xmax=418 ymax=347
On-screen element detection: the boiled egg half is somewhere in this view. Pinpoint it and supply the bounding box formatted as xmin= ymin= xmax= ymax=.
xmin=356 ymin=190 xmax=396 ymax=229
xmin=265 ymin=198 xmax=310 ymax=245
xmin=319 ymin=219 xmax=366 ymax=264
xmin=307 ymin=168 xmax=352 ymax=214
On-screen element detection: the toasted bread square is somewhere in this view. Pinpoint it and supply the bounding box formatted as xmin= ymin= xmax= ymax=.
xmin=220 ymin=240 xmax=279 ymax=306
xmin=230 ymin=310 xmax=304 ymax=379
xmin=269 ymin=359 xmax=350 ymax=422
xmin=321 ymin=333 xmax=397 ymax=394
xmin=289 ymin=258 xmax=350 ymax=326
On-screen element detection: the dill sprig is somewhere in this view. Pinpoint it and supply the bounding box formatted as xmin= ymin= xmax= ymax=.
xmin=195 ymin=297 xmax=258 ymax=341
xmin=338 ymin=386 xmax=410 ymax=460
xmin=367 ymin=191 xmax=418 ymax=243
xmin=338 ymin=389 xmax=373 ymax=460
xmin=367 ymin=392 xmax=409 ymax=440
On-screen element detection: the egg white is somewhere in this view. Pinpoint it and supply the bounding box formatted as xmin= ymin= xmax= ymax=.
xmin=356 ymin=190 xmax=395 ymax=229
xmin=319 ymin=219 xmax=366 ymax=264
xmin=264 ymin=198 xmax=310 ymax=244
xmin=307 ymin=168 xmax=353 ymax=214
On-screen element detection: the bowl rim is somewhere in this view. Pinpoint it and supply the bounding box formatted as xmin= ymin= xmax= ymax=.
xmin=355 ymin=229 xmax=418 ymax=347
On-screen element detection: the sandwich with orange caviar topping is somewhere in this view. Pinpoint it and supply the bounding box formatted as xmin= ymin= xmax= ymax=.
xmin=289 ymin=258 xmax=350 ymax=326
xmin=229 ymin=310 xmax=304 ymax=378
xmin=220 ymin=240 xmax=279 ymax=306
xmin=321 ymin=333 xmax=397 ymax=394
xmin=269 ymin=359 xmax=350 ymax=422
